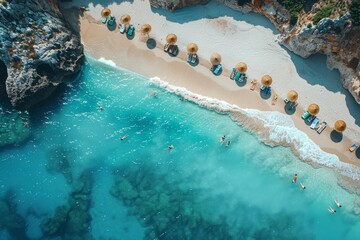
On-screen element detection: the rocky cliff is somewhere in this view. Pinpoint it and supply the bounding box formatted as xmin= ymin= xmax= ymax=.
xmin=0 ymin=0 xmax=84 ymax=109
xmin=150 ymin=0 xmax=360 ymax=104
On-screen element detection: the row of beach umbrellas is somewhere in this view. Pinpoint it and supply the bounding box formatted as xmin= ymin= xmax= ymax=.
xmin=100 ymin=8 xmax=347 ymax=134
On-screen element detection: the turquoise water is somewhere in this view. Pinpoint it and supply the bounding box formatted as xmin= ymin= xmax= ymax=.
xmin=0 ymin=57 xmax=360 ymax=239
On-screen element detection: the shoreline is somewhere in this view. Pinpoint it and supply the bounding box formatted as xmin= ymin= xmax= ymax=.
xmin=72 ymin=7 xmax=360 ymax=175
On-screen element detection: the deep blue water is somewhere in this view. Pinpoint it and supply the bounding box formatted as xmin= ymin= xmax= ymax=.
xmin=0 ymin=57 xmax=359 ymax=239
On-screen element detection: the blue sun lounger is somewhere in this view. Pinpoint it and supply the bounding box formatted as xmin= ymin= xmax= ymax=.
xmin=213 ymin=64 xmax=222 ymax=75
xmin=301 ymin=111 xmax=310 ymax=120
xmin=310 ymin=117 xmax=319 ymax=129
xmin=307 ymin=115 xmax=316 ymax=124
xmin=234 ymin=72 xmax=241 ymax=81
xmin=101 ymin=17 xmax=107 ymax=24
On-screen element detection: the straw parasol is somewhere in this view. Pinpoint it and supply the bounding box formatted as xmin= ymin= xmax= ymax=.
xmin=261 ymin=75 xmax=272 ymax=86
xmin=210 ymin=53 xmax=221 ymax=65
xmin=187 ymin=43 xmax=198 ymax=54
xmin=141 ymin=24 xmax=152 ymax=36
xmin=166 ymin=34 xmax=177 ymax=45
xmin=235 ymin=62 xmax=247 ymax=73
xmin=308 ymin=103 xmax=320 ymax=115
xmin=101 ymin=8 xmax=111 ymax=18
xmin=334 ymin=120 xmax=346 ymax=132
xmin=120 ymin=14 xmax=131 ymax=25
xmin=287 ymin=90 xmax=298 ymax=102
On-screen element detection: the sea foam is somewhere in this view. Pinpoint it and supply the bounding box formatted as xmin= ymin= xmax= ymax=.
xmin=150 ymin=77 xmax=360 ymax=180
xmin=98 ymin=57 xmax=117 ymax=67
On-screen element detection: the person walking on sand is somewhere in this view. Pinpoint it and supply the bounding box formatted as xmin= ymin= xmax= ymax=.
xmin=168 ymin=145 xmax=174 ymax=151
xmin=334 ymin=199 xmax=342 ymax=208
xmin=220 ymin=135 xmax=226 ymax=143
xmin=300 ymin=182 xmax=306 ymax=190
xmin=226 ymin=140 xmax=231 ymax=147
xmin=292 ymin=174 xmax=297 ymax=183
xmin=328 ymin=207 xmax=336 ymax=214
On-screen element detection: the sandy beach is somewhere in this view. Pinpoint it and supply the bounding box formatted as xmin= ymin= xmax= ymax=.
xmin=60 ymin=1 xmax=360 ymax=171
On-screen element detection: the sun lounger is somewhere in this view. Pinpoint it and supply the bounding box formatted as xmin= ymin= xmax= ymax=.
xmin=265 ymin=86 xmax=271 ymax=95
xmin=168 ymin=44 xmax=175 ymax=54
xmin=107 ymin=16 xmax=115 ymax=26
xmin=234 ymin=72 xmax=241 ymax=81
xmin=349 ymin=144 xmax=359 ymax=152
xmin=164 ymin=43 xmax=170 ymax=52
xmin=191 ymin=54 xmax=197 ymax=64
xmin=310 ymin=117 xmax=319 ymax=129
xmin=171 ymin=45 xmax=179 ymax=56
xmin=102 ymin=17 xmax=107 ymax=24
xmin=187 ymin=53 xmax=192 ymax=63
xmin=260 ymin=85 xmax=266 ymax=91
xmin=127 ymin=24 xmax=135 ymax=36
xmin=250 ymin=79 xmax=257 ymax=91
xmin=120 ymin=24 xmax=126 ymax=34
xmin=307 ymin=115 xmax=316 ymax=123
xmin=316 ymin=121 xmax=327 ymax=134
xmin=213 ymin=64 xmax=222 ymax=75
xmin=271 ymin=94 xmax=278 ymax=106
xmin=230 ymin=68 xmax=236 ymax=80
xmin=301 ymin=111 xmax=310 ymax=120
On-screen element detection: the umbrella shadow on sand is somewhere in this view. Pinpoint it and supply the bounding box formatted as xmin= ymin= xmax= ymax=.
xmin=126 ymin=32 xmax=135 ymax=40
xmin=146 ymin=38 xmax=157 ymax=49
xmin=284 ymin=102 xmax=297 ymax=115
xmin=260 ymin=89 xmax=271 ymax=100
xmin=107 ymin=20 xmax=117 ymax=31
xmin=330 ymin=130 xmax=343 ymax=143
xmin=235 ymin=79 xmax=247 ymax=87
xmin=356 ymin=147 xmax=360 ymax=159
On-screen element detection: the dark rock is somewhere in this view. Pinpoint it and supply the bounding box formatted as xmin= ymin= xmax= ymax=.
xmin=0 ymin=0 xmax=84 ymax=110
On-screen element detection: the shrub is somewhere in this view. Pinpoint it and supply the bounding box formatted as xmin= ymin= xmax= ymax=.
xmin=313 ymin=4 xmax=335 ymax=24
xmin=350 ymin=0 xmax=360 ymax=25
xmin=307 ymin=23 xmax=312 ymax=28
xmin=290 ymin=13 xmax=298 ymax=25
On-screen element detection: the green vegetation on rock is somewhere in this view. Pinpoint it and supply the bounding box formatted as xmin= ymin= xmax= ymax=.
xmin=350 ymin=0 xmax=360 ymax=25
xmin=278 ymin=0 xmax=308 ymax=25
xmin=313 ymin=4 xmax=335 ymax=24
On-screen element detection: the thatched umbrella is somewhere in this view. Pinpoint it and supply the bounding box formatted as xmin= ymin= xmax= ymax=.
xmin=287 ymin=90 xmax=298 ymax=102
xmin=121 ymin=14 xmax=131 ymax=27
xmin=141 ymin=24 xmax=152 ymax=37
xmin=101 ymin=8 xmax=111 ymax=18
xmin=261 ymin=75 xmax=272 ymax=86
xmin=334 ymin=120 xmax=346 ymax=132
xmin=308 ymin=103 xmax=320 ymax=116
xmin=235 ymin=62 xmax=247 ymax=73
xmin=187 ymin=43 xmax=198 ymax=54
xmin=210 ymin=53 xmax=221 ymax=65
xmin=166 ymin=34 xmax=177 ymax=45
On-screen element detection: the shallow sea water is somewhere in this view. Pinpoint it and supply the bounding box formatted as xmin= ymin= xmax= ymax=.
xmin=0 ymin=57 xmax=359 ymax=239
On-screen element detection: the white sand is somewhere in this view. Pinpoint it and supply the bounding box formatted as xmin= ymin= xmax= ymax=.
xmin=59 ymin=0 xmax=360 ymax=171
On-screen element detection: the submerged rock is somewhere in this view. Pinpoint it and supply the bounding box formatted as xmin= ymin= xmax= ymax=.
xmin=0 ymin=109 xmax=30 ymax=148
xmin=0 ymin=198 xmax=28 ymax=240
xmin=0 ymin=0 xmax=84 ymax=109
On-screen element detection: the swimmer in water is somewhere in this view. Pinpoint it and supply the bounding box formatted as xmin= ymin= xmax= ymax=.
xmin=23 ymin=120 xmax=29 ymax=128
xmin=328 ymin=207 xmax=336 ymax=214
xmin=150 ymin=90 xmax=157 ymax=96
xmin=226 ymin=140 xmax=231 ymax=147
xmin=120 ymin=135 xmax=128 ymax=141
xmin=179 ymin=97 xmax=185 ymax=101
xmin=220 ymin=135 xmax=226 ymax=143
xmin=98 ymin=105 xmax=103 ymax=111
xmin=292 ymin=174 xmax=297 ymax=183
xmin=334 ymin=199 xmax=342 ymax=208
xmin=168 ymin=145 xmax=174 ymax=151
xmin=300 ymin=182 xmax=306 ymax=190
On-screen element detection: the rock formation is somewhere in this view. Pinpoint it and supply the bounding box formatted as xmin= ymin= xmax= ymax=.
xmin=0 ymin=0 xmax=84 ymax=109
xmin=150 ymin=0 xmax=360 ymax=104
